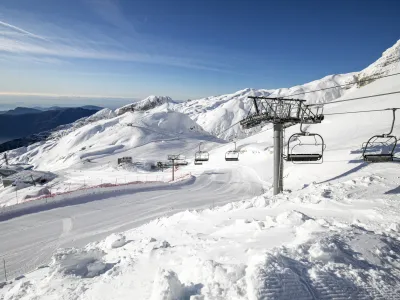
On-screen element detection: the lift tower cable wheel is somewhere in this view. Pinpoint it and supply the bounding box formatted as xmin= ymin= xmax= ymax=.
xmin=240 ymin=96 xmax=324 ymax=195
xmin=362 ymin=108 xmax=398 ymax=163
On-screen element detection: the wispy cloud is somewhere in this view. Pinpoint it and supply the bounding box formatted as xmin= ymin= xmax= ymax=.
xmin=0 ymin=5 xmax=232 ymax=73
xmin=0 ymin=20 xmax=47 ymax=41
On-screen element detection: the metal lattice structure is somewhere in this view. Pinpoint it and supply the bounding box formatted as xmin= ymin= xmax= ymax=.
xmin=240 ymin=97 xmax=324 ymax=128
xmin=240 ymin=96 xmax=325 ymax=195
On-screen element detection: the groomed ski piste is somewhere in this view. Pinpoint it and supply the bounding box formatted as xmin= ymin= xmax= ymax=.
xmin=0 ymin=40 xmax=399 ymax=299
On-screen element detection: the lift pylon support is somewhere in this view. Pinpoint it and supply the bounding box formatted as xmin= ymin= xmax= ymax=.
xmin=240 ymin=97 xmax=324 ymax=195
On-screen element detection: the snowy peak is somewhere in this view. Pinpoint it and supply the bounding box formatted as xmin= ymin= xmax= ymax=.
xmin=86 ymin=108 xmax=116 ymax=122
xmin=357 ymin=39 xmax=400 ymax=86
xmin=116 ymin=96 xmax=173 ymax=115
xmin=270 ymin=73 xmax=358 ymax=105
xmin=173 ymin=73 xmax=357 ymax=139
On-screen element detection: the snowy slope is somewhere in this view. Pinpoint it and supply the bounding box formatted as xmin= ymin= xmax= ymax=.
xmin=0 ymin=100 xmax=223 ymax=206
xmin=5 ymin=164 xmax=399 ymax=300
xmin=116 ymin=95 xmax=174 ymax=115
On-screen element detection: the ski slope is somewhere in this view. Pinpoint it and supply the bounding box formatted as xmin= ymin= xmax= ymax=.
xmin=1 ymin=40 xmax=400 ymax=299
xmin=0 ymin=167 xmax=263 ymax=283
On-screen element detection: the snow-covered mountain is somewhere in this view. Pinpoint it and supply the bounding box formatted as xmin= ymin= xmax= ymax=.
xmin=356 ymin=39 xmax=400 ymax=86
xmin=3 ymin=101 xmax=211 ymax=171
xmin=172 ymin=75 xmax=359 ymax=139
xmin=2 ymin=40 xmax=399 ymax=173
xmin=116 ymin=96 xmax=174 ymax=115
xmin=171 ymin=40 xmax=399 ymax=139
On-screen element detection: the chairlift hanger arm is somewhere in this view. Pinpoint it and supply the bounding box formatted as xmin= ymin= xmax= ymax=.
xmin=387 ymin=108 xmax=397 ymax=136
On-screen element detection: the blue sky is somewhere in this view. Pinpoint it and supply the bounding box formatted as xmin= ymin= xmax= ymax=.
xmin=0 ymin=0 xmax=399 ymax=108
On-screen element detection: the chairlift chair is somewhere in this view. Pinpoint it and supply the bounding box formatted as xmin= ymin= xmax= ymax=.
xmin=225 ymin=141 xmax=239 ymax=161
xmin=285 ymin=123 xmax=325 ymax=163
xmin=362 ymin=108 xmax=398 ymax=162
xmin=194 ymin=142 xmax=209 ymax=163
xmin=225 ymin=151 xmax=239 ymax=161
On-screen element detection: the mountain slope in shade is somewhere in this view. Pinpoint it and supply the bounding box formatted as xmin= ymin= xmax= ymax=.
xmin=0 ymin=108 xmax=99 ymax=152
xmin=0 ymin=107 xmax=42 ymax=115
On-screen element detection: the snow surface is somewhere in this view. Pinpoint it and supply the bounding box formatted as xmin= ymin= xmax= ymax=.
xmin=1 ymin=40 xmax=400 ymax=299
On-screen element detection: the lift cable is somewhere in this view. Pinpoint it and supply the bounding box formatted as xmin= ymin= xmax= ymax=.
xmin=176 ymin=120 xmax=242 ymax=157
xmin=308 ymin=90 xmax=400 ymax=107
xmin=325 ymin=108 xmax=399 ymax=116
xmin=277 ymin=71 xmax=400 ymax=98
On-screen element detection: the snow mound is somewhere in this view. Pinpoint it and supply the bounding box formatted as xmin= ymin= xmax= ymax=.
xmin=150 ymin=269 xmax=201 ymax=300
xmin=275 ymin=210 xmax=311 ymax=226
xmin=104 ymin=234 xmax=127 ymax=249
xmin=51 ymin=249 xmax=114 ymax=278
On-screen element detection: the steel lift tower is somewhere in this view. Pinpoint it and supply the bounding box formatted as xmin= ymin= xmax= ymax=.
xmin=240 ymin=96 xmax=324 ymax=195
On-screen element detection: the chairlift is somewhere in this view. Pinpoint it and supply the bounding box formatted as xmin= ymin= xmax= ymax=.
xmin=285 ymin=123 xmax=325 ymax=163
xmin=194 ymin=142 xmax=209 ymax=164
xmin=362 ymin=108 xmax=398 ymax=162
xmin=225 ymin=141 xmax=240 ymax=161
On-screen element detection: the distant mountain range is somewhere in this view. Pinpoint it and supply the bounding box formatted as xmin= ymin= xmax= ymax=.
xmin=0 ymin=106 xmax=102 ymax=148
xmin=0 ymin=105 xmax=102 ymax=116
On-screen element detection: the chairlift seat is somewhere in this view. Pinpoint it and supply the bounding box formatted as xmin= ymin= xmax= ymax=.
xmin=225 ymin=151 xmax=239 ymax=161
xmin=195 ymin=151 xmax=209 ymax=162
xmin=195 ymin=157 xmax=209 ymax=162
xmin=175 ymin=160 xmax=188 ymax=166
xmin=287 ymin=154 xmax=322 ymax=162
xmin=194 ymin=161 xmax=203 ymax=165
xmin=363 ymin=154 xmax=393 ymax=163
xmin=225 ymin=157 xmax=239 ymax=161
